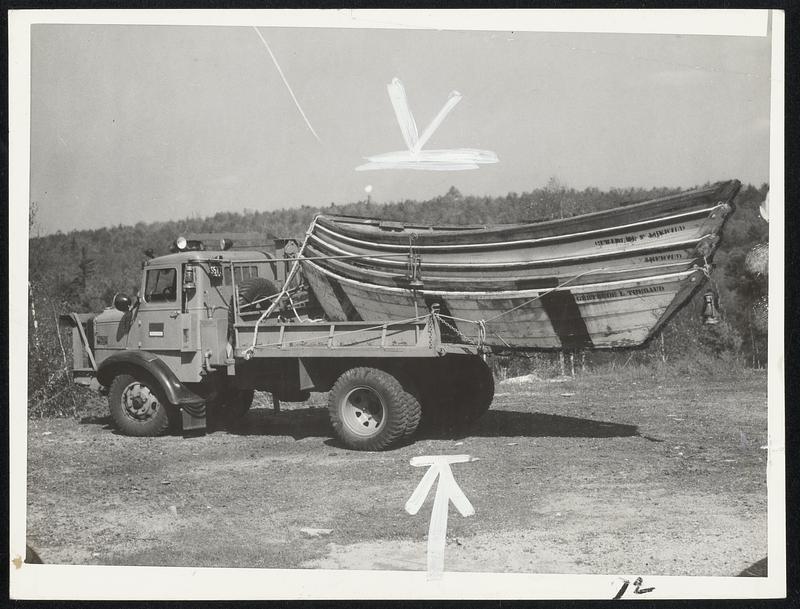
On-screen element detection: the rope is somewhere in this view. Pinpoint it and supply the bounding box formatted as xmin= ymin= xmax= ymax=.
xmin=171 ymin=251 xmax=413 ymax=266
xmin=244 ymin=217 xmax=433 ymax=354
xmin=284 ymin=291 xmax=323 ymax=324
xmin=246 ymin=314 xmax=432 ymax=350
xmin=435 ymin=312 xmax=478 ymax=347
xmin=239 ymin=284 xmax=303 ymax=310
xmin=431 ymin=310 xmax=487 ymax=349
xmin=244 ymin=216 xmax=319 ymax=358
xmin=425 ymin=268 xmax=614 ymax=349
xmin=483 ymin=268 xmax=610 ymax=323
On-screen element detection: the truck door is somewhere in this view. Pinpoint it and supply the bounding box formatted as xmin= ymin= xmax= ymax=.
xmin=136 ymin=265 xmax=183 ymax=354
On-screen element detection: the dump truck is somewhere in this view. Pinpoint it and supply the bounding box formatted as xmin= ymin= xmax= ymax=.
xmin=60 ymin=232 xmax=494 ymax=451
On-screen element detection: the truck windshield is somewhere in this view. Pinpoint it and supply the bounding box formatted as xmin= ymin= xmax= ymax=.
xmin=145 ymin=268 xmax=177 ymax=302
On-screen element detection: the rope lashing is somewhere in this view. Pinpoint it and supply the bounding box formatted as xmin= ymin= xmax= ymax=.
xmin=427 ymin=267 xmax=614 ymax=349
xmin=481 ymin=267 xmax=611 ymax=323
xmin=246 ymin=313 xmax=433 ymax=350
xmin=244 ymin=216 xmax=320 ymax=358
xmin=238 ymin=285 xmax=302 ymax=311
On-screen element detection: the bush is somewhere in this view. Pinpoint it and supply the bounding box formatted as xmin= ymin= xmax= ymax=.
xmin=27 ymin=286 xmax=87 ymax=418
xmin=698 ymin=319 xmax=744 ymax=357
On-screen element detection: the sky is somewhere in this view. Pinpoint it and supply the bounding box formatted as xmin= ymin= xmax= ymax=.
xmin=29 ymin=23 xmax=772 ymax=234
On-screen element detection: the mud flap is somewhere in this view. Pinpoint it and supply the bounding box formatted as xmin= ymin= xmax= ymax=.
xmin=181 ymin=402 xmax=207 ymax=434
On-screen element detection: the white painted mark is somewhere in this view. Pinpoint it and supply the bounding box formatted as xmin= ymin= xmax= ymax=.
xmin=405 ymin=455 xmax=476 ymax=579
xmin=357 ymin=78 xmax=498 ymax=171
xmin=252 ymin=27 xmax=321 ymax=142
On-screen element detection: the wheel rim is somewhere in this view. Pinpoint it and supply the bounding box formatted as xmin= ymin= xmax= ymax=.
xmin=340 ymin=386 xmax=385 ymax=437
xmin=121 ymin=382 xmax=160 ymax=422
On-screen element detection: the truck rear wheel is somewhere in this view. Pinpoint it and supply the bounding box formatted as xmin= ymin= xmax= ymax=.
xmin=108 ymin=373 xmax=172 ymax=437
xmin=328 ymin=367 xmax=418 ymax=451
xmin=421 ymin=356 xmax=494 ymax=434
xmin=202 ymin=381 xmax=254 ymax=429
xmin=452 ymin=356 xmax=494 ymax=428
xmin=213 ymin=387 xmax=255 ymax=426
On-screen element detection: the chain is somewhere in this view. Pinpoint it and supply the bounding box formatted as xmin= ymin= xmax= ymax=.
xmin=434 ymin=312 xmax=482 ymax=348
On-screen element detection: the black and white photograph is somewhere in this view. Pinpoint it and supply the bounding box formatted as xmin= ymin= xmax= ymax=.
xmin=9 ymin=9 xmax=785 ymax=600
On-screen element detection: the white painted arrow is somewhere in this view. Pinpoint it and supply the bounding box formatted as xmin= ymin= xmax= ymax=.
xmin=405 ymin=455 xmax=476 ymax=579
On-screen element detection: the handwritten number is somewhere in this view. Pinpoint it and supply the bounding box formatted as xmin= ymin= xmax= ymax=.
xmin=613 ymin=577 xmax=654 ymax=599
xmin=612 ymin=580 xmax=629 ymax=600
xmin=633 ymin=577 xmax=655 ymax=594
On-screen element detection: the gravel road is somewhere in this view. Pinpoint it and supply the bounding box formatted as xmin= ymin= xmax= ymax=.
xmin=26 ymin=369 xmax=768 ymax=576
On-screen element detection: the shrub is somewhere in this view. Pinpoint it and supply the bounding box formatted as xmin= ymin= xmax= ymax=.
xmin=27 ymin=285 xmax=87 ymax=418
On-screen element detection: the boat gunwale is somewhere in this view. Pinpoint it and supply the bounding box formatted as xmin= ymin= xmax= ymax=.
xmin=305 ymin=233 xmax=714 ymax=271
xmin=314 ymin=203 xmax=727 ymax=253
xmin=316 ymin=179 xmax=740 ymax=246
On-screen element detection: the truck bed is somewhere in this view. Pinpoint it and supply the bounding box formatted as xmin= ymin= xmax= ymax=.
xmin=232 ymin=315 xmax=481 ymax=359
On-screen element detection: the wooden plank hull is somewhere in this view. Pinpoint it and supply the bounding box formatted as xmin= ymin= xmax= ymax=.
xmin=315 ymin=180 xmax=740 ymax=247
xmin=298 ymin=181 xmax=738 ymax=350
xmin=311 ymin=203 xmax=729 ymax=267
xmin=308 ymin=181 xmax=739 ymax=296
xmin=303 ymin=238 xmax=711 ymax=290
xmin=301 ymin=261 xmax=706 ymax=350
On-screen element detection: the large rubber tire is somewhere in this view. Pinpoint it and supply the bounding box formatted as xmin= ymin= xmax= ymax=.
xmin=403 ymin=389 xmax=423 ymax=440
xmin=452 ymin=356 xmax=494 ymax=428
xmin=221 ymin=387 xmax=255 ymax=420
xmin=108 ymin=373 xmax=172 ymax=437
xmin=206 ymin=383 xmax=255 ymax=428
xmin=392 ymin=368 xmax=423 ymax=440
xmin=229 ymin=276 xmax=282 ymax=345
xmin=238 ymin=277 xmax=280 ymax=311
xmin=420 ymin=356 xmax=494 ymax=434
xmin=328 ymin=367 xmax=418 ymax=451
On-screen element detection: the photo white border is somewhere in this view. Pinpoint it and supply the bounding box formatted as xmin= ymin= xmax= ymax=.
xmin=8 ymin=8 xmax=785 ymax=600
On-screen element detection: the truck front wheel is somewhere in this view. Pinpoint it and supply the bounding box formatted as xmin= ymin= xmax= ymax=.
xmin=328 ymin=367 xmax=417 ymax=451
xmin=108 ymin=373 xmax=172 ymax=436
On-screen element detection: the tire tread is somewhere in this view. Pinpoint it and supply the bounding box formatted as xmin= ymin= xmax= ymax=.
xmin=328 ymin=367 xmax=415 ymax=451
xmin=108 ymin=372 xmax=171 ymax=437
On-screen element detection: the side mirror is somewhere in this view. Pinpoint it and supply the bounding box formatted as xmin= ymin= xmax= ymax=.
xmin=113 ymin=293 xmax=132 ymax=312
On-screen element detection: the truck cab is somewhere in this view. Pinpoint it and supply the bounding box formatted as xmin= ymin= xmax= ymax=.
xmin=93 ymin=248 xmax=281 ymax=383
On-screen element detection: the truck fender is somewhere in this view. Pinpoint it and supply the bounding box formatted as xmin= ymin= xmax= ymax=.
xmin=96 ymin=351 xmax=204 ymax=408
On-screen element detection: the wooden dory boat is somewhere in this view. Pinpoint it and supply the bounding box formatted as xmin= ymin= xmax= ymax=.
xmin=298 ymin=180 xmax=739 ymax=350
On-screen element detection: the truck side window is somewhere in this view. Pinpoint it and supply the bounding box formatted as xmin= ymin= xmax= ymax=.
xmin=145 ymin=268 xmax=177 ymax=302
xmin=232 ymin=265 xmax=259 ymax=283
xmin=223 ymin=264 xmax=262 ymax=286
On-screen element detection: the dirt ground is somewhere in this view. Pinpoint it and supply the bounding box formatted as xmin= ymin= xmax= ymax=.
xmin=26 ymin=369 xmax=768 ymax=576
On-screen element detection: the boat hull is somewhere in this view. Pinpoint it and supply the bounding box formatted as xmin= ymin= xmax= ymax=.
xmin=298 ymin=181 xmax=739 ymax=350
xmin=301 ymin=261 xmax=706 ymax=350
